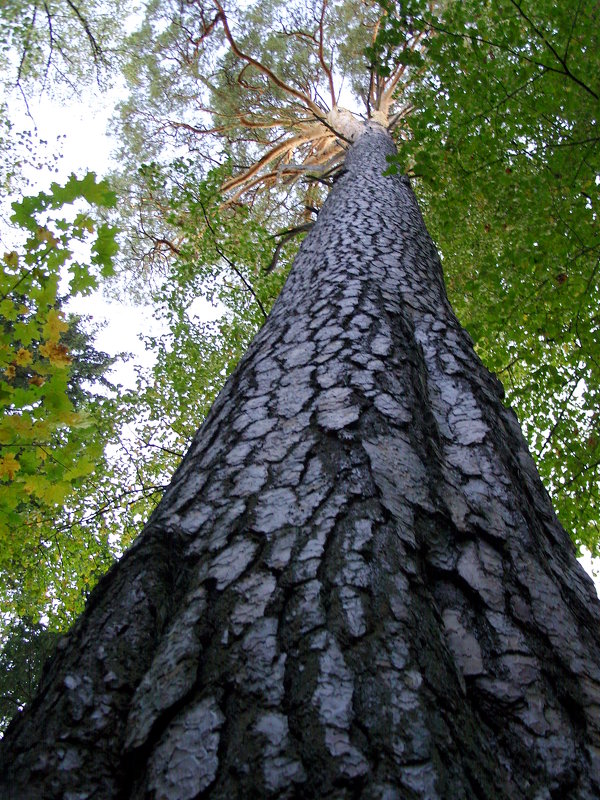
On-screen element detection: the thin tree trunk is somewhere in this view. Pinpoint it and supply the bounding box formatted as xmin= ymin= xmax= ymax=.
xmin=2 ymin=126 xmax=600 ymax=799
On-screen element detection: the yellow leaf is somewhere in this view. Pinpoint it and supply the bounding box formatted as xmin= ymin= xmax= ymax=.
xmin=39 ymin=340 xmax=72 ymax=367
xmin=43 ymin=309 xmax=69 ymax=343
xmin=0 ymin=453 xmax=20 ymax=480
xmin=29 ymin=374 xmax=45 ymax=387
xmin=31 ymin=419 xmax=50 ymax=436
xmin=42 ymin=481 xmax=70 ymax=504
xmin=10 ymin=416 xmax=32 ymax=435
xmin=58 ymin=410 xmax=81 ymax=426
xmin=24 ymin=475 xmax=48 ymax=499
xmin=4 ymin=365 xmax=16 ymax=380
xmin=15 ymin=348 xmax=33 ymax=366
xmin=3 ymin=251 xmax=18 ymax=268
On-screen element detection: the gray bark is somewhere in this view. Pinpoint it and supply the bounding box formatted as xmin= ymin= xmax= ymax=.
xmin=2 ymin=127 xmax=600 ymax=799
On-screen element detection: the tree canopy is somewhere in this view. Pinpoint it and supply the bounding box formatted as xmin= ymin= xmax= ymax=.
xmin=0 ymin=0 xmax=125 ymax=94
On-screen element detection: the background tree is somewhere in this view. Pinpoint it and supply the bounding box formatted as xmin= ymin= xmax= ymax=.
xmin=0 ymin=618 xmax=59 ymax=733
xmin=0 ymin=175 xmax=126 ymax=731
xmin=0 ymin=0 xmax=129 ymax=201
xmin=0 ymin=0 xmax=125 ymax=97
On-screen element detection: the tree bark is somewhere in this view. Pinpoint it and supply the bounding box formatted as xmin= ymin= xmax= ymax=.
xmin=2 ymin=127 xmax=600 ymax=799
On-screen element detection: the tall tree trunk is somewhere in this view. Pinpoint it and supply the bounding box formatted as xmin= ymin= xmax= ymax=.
xmin=2 ymin=126 xmax=600 ymax=799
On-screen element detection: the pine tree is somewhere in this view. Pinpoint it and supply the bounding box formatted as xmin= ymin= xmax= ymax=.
xmin=2 ymin=122 xmax=600 ymax=800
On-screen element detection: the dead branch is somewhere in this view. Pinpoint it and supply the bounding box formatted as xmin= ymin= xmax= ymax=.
xmin=221 ymin=132 xmax=318 ymax=194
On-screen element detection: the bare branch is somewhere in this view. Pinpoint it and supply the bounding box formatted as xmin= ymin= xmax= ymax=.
xmin=266 ymin=222 xmax=314 ymax=273
xmin=64 ymin=0 xmax=105 ymax=66
xmin=221 ymin=132 xmax=317 ymax=194
xmin=378 ymin=30 xmax=427 ymax=117
xmin=164 ymin=118 xmax=228 ymax=136
xmin=16 ymin=2 xmax=38 ymax=88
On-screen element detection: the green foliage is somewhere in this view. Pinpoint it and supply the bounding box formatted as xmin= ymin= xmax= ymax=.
xmin=0 ymin=0 xmax=126 ymax=92
xmin=0 ymin=617 xmax=60 ymax=734
xmin=378 ymin=0 xmax=600 ymax=551
xmin=116 ymin=158 xmax=292 ymax=496
xmin=0 ymin=174 xmax=121 ymax=623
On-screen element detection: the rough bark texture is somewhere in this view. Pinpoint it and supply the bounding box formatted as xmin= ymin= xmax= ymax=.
xmin=2 ymin=127 xmax=600 ymax=799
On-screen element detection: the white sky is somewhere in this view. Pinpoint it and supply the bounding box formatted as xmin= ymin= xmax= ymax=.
xmin=9 ymin=90 xmax=155 ymax=385
xmin=10 ymin=89 xmax=220 ymax=387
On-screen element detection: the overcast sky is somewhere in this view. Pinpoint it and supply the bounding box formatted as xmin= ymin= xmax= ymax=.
xmin=9 ymin=90 xmax=163 ymax=388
